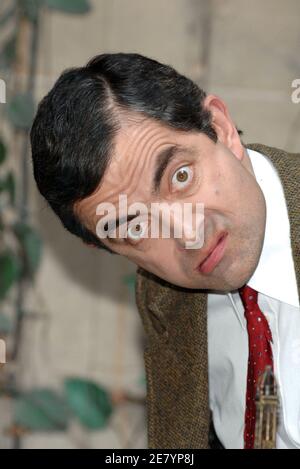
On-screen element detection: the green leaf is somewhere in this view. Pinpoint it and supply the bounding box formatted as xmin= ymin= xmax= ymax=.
xmin=0 ymin=35 xmax=17 ymax=69
xmin=19 ymin=0 xmax=41 ymax=22
xmin=64 ymin=378 xmax=113 ymax=429
xmin=45 ymin=0 xmax=90 ymax=14
xmin=14 ymin=389 xmax=70 ymax=431
xmin=0 ymin=4 xmax=16 ymax=28
xmin=0 ymin=250 xmax=22 ymax=300
xmin=0 ymin=312 xmax=13 ymax=334
xmin=0 ymin=171 xmax=16 ymax=206
xmin=5 ymin=171 xmax=15 ymax=206
xmin=0 ymin=140 xmax=7 ymax=165
xmin=123 ymin=273 xmax=136 ymax=301
xmin=122 ymin=273 xmax=136 ymax=288
xmin=6 ymin=93 xmax=35 ymax=130
xmin=138 ymin=373 xmax=146 ymax=388
xmin=13 ymin=222 xmax=42 ymax=278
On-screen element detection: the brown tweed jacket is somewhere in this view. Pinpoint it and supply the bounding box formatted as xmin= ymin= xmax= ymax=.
xmin=135 ymin=143 xmax=300 ymax=449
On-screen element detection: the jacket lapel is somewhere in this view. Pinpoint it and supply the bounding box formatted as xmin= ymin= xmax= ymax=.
xmin=136 ymin=268 xmax=210 ymax=448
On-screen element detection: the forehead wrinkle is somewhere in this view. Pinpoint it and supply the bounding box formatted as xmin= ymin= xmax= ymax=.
xmin=109 ymin=126 xmax=148 ymax=191
xmin=123 ymin=124 xmax=177 ymax=191
xmin=112 ymin=123 xmax=164 ymax=197
xmin=131 ymin=134 xmax=178 ymax=199
xmin=119 ymin=122 xmax=157 ymax=172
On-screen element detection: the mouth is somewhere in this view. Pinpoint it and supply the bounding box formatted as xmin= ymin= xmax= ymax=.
xmin=195 ymin=231 xmax=228 ymax=275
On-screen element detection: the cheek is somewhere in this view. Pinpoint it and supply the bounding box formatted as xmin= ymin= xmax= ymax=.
xmin=129 ymin=240 xmax=177 ymax=274
xmin=215 ymin=169 xmax=250 ymax=210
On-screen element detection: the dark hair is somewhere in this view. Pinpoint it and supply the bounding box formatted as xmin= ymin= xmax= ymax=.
xmin=30 ymin=52 xmax=239 ymax=254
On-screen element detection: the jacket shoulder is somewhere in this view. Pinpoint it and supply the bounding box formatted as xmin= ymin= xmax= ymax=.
xmin=246 ymin=142 xmax=300 ymax=161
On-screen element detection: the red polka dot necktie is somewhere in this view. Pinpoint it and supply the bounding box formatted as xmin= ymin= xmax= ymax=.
xmin=238 ymin=284 xmax=274 ymax=449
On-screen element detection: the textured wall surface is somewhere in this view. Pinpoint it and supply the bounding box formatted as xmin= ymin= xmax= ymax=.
xmin=0 ymin=0 xmax=299 ymax=449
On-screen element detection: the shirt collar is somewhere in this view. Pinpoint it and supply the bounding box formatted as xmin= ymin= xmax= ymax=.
xmin=240 ymin=148 xmax=299 ymax=308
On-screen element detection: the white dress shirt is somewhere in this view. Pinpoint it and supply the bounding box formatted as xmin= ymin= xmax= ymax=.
xmin=207 ymin=148 xmax=300 ymax=449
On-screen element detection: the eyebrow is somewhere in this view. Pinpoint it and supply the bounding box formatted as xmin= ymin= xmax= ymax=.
xmin=151 ymin=144 xmax=196 ymax=196
xmin=104 ymin=144 xmax=196 ymax=243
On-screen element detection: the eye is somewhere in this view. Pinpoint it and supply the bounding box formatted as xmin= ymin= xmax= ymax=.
xmin=127 ymin=219 xmax=148 ymax=243
xmin=171 ymin=165 xmax=193 ymax=190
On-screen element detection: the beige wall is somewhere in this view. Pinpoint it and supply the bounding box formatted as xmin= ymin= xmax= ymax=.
xmin=1 ymin=0 xmax=299 ymax=448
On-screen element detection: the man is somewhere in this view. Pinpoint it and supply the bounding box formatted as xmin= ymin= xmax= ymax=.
xmin=30 ymin=52 xmax=299 ymax=449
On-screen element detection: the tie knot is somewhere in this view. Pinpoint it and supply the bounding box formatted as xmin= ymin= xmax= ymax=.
xmin=238 ymin=284 xmax=258 ymax=310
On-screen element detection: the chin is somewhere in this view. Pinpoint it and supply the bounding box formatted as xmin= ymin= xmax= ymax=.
xmin=224 ymin=270 xmax=254 ymax=291
xmin=205 ymin=263 xmax=251 ymax=292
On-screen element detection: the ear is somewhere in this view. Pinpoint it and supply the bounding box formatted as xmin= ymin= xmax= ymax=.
xmin=203 ymin=94 xmax=244 ymax=160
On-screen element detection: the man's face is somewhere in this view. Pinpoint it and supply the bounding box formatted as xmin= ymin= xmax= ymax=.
xmin=75 ymin=96 xmax=266 ymax=292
